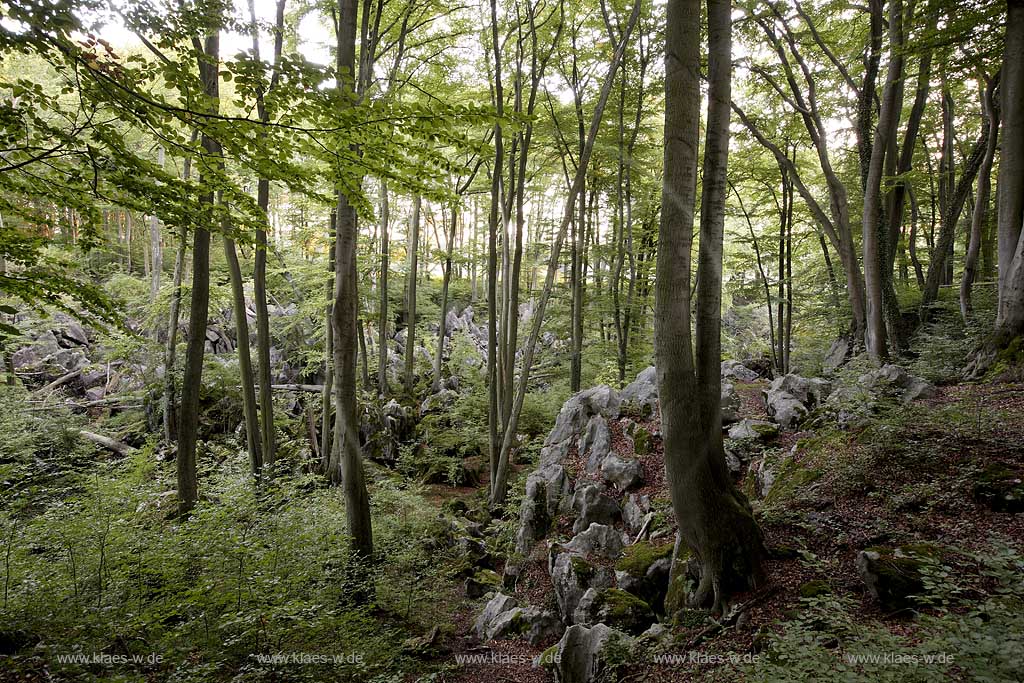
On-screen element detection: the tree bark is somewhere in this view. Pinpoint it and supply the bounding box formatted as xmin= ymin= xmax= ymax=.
xmin=404 ymin=195 xmax=421 ymax=395
xmin=177 ymin=30 xmax=220 ymax=516
xmin=149 ymin=146 xmax=164 ymax=303
xmin=377 ymin=184 xmax=389 ymax=396
xmin=961 ymin=74 xmax=1000 ymax=323
xmin=223 ymin=228 xmax=263 ymax=479
xmin=657 ymin=0 xmax=763 ymax=615
xmin=329 ymin=0 xmax=374 ymax=575
xmin=862 ymin=0 xmax=906 ymax=359
xmin=995 ymin=0 xmax=1024 ymax=339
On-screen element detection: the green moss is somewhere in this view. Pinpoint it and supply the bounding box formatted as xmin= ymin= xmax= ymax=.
xmin=799 ymin=579 xmax=832 ymax=599
xmin=615 ymin=540 xmax=673 ymax=578
xmin=570 ymin=555 xmax=594 ymax=581
xmin=632 ymin=427 xmax=652 ymax=455
xmin=763 ymin=455 xmax=823 ymax=506
xmin=537 ymin=644 xmax=560 ymax=669
xmin=673 ymin=608 xmax=710 ymax=628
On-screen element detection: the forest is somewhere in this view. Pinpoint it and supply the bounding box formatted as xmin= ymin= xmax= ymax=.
xmin=0 ymin=0 xmax=1022 ymax=680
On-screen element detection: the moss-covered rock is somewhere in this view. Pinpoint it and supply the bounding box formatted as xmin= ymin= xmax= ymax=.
xmin=798 ymin=579 xmax=832 ymax=599
xmin=973 ymin=464 xmax=1024 ymax=513
xmin=615 ymin=540 xmax=674 ymax=578
xmin=465 ymin=569 xmax=502 ymax=599
xmin=631 ymin=426 xmax=653 ymax=455
xmin=575 ymin=587 xmax=656 ymax=635
xmin=856 ymin=546 xmax=936 ymax=610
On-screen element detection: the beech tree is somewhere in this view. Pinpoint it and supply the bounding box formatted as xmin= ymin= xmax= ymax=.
xmin=656 ymin=0 xmax=764 ymax=613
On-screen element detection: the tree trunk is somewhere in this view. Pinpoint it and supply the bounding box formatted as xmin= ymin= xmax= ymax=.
xmin=862 ymin=0 xmax=906 ymax=360
xmin=432 ymin=204 xmax=457 ymax=393
xmin=329 ymin=0 xmax=374 ymax=577
xmin=657 ymin=0 xmax=763 ymax=615
xmin=490 ymin=0 xmax=641 ymax=508
xmin=177 ymin=31 xmax=220 ymax=516
xmin=995 ymin=0 xmax=1024 ymax=339
xmin=223 ymin=229 xmax=263 ymax=479
xmin=404 ymin=195 xmax=421 ymax=395
xmin=378 ymin=184 xmax=389 ymax=396
xmin=149 ymin=147 xmax=164 ymax=303
xmin=961 ymin=74 xmax=1000 ymax=323
xmin=161 ymin=137 xmax=195 ymax=445
xmin=320 ymin=212 xmax=336 ymax=473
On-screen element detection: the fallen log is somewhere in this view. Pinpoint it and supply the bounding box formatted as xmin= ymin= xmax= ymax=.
xmin=34 ymin=369 xmax=82 ymax=394
xmin=80 ymin=430 xmax=136 ymax=456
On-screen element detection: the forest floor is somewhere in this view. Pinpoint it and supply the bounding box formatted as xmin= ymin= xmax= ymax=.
xmin=431 ymin=379 xmax=1024 ymax=682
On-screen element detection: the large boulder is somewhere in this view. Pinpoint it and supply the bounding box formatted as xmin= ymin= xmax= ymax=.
xmin=620 ymin=366 xmax=659 ymax=417
xmin=622 ymin=494 xmax=652 ymax=536
xmin=571 ymin=485 xmax=621 ymax=534
xmin=822 ymin=337 xmax=850 ymax=375
xmin=474 ymin=592 xmax=518 ymax=639
xmin=550 ymin=552 xmax=614 ymax=623
xmin=727 ymin=418 xmax=779 ymax=442
xmin=600 ymin=453 xmax=643 ymax=491
xmin=482 ymin=604 xmax=566 ymax=645
xmin=515 ymin=462 xmax=573 ymax=554
xmin=763 ymin=374 xmax=832 ymax=428
xmin=572 ymin=587 xmax=656 ymax=634
xmin=856 ymin=546 xmax=935 ymax=610
xmin=578 ymin=415 xmax=612 ymax=472
xmin=550 ymin=623 xmax=635 ymax=683
xmin=857 ymin=365 xmax=935 ymax=403
xmin=561 ymin=523 xmax=627 ymax=561
xmin=721 ymin=359 xmax=759 ymax=383
xmin=614 ymin=540 xmax=674 ymax=613
xmin=547 ymin=385 xmax=621 ymax=446
xmin=721 ymin=381 xmax=742 ymax=424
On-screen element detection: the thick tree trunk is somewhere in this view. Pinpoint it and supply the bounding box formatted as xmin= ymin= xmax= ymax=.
xmin=657 ymin=0 xmax=764 ymax=616
xmin=995 ymin=0 xmax=1024 ymax=338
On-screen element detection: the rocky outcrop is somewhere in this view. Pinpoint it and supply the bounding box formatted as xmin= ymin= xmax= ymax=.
xmin=620 ymin=366 xmax=658 ymax=417
xmin=763 ymin=374 xmax=832 ymax=429
xmin=856 ymin=546 xmax=936 ymax=610
xmin=721 ymin=359 xmax=759 ymax=382
xmin=550 ymin=623 xmax=635 ymax=683
xmin=474 ymin=592 xmax=565 ymax=645
xmin=572 ymin=587 xmax=655 ymax=634
xmin=599 ymin=453 xmax=643 ymax=491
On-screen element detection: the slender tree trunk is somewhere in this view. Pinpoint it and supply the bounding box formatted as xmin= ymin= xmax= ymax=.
xmin=432 ymin=204 xmax=457 ymax=393
xmin=377 ymin=185 xmax=390 ymax=396
xmin=862 ymin=0 xmax=906 ymax=360
xmin=177 ymin=30 xmax=220 ymax=516
xmin=657 ymin=0 xmax=763 ymax=615
xmin=961 ymin=74 xmax=1000 ymax=323
xmin=995 ymin=0 xmax=1024 ymax=339
xmin=149 ymin=147 xmax=164 ymax=303
xmin=404 ymin=196 xmax=421 ymax=395
xmin=161 ymin=139 xmax=195 ymax=445
xmin=223 ymin=227 xmax=263 ymax=479
xmin=487 ymin=0 xmax=503 ymax=493
xmin=490 ymin=0 xmax=641 ymax=508
xmin=329 ymin=0 xmax=373 ymax=575
xmin=321 ymin=212 xmax=336 ymax=473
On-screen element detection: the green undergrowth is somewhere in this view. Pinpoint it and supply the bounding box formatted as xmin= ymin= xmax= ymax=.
xmin=0 ymin=401 xmax=463 ymax=682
